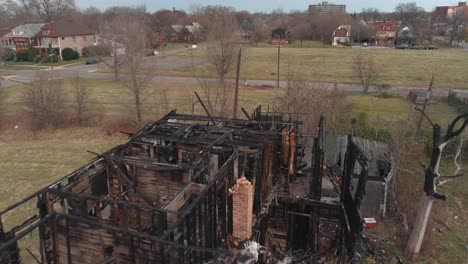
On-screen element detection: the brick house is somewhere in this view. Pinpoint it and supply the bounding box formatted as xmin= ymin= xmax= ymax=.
xmin=332 ymin=25 xmax=351 ymax=46
xmin=368 ymin=21 xmax=400 ymax=46
xmin=167 ymin=22 xmax=203 ymax=43
xmin=271 ymin=27 xmax=291 ymax=45
xmin=33 ymin=21 xmax=97 ymax=60
xmin=2 ymin=23 xmax=45 ymax=51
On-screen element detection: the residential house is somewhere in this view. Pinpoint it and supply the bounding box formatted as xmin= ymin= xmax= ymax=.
xmin=271 ymin=27 xmax=291 ymax=45
xmin=2 ymin=23 xmax=45 ymax=51
xmin=167 ymin=22 xmax=203 ymax=43
xmin=309 ymin=1 xmax=346 ymax=15
xmin=332 ymin=25 xmax=351 ymax=46
xmin=396 ymin=26 xmax=414 ymax=45
xmin=0 ymin=28 xmax=11 ymax=49
xmin=368 ymin=21 xmax=400 ymax=46
xmin=33 ymin=21 xmax=97 ymax=60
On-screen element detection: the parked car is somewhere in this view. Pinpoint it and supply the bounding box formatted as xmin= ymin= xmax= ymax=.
xmin=425 ymin=45 xmax=439 ymax=50
xmin=85 ymin=58 xmax=101 ymax=65
xmin=362 ymin=42 xmax=368 ymax=47
xmin=410 ymin=45 xmax=424 ymax=50
xmin=408 ymin=89 xmax=431 ymax=105
xmin=395 ymin=44 xmax=409 ymax=49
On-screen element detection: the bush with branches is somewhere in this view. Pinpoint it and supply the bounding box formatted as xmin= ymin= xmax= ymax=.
xmin=62 ymin=48 xmax=79 ymax=61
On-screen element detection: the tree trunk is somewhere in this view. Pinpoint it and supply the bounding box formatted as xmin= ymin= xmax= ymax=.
xmin=405 ymin=194 xmax=433 ymax=260
xmin=135 ymin=94 xmax=142 ymax=124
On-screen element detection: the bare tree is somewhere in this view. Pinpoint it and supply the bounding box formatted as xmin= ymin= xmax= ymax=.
xmin=251 ymin=17 xmax=269 ymax=45
xmin=205 ymin=10 xmax=241 ymax=82
xmin=119 ymin=15 xmax=153 ymax=124
xmin=360 ymin=8 xmax=382 ymax=22
xmin=405 ymin=111 xmax=468 ymax=260
xmin=310 ymin=13 xmax=351 ymax=44
xmin=394 ymin=2 xmax=425 ymax=24
xmin=98 ymin=17 xmax=128 ymax=80
xmin=20 ymin=0 xmax=75 ymax=22
xmin=352 ymin=52 xmax=379 ymax=93
xmin=447 ymin=8 xmax=466 ymax=45
xmin=71 ymin=75 xmax=91 ymax=126
xmin=24 ymin=71 xmax=66 ymax=129
xmin=273 ymin=69 xmax=352 ymax=135
xmin=197 ymin=77 xmax=234 ymax=118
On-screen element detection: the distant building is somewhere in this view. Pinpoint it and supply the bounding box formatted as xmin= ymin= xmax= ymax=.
xmin=2 ymin=23 xmax=45 ymax=51
xmin=396 ymin=26 xmax=414 ymax=46
xmin=309 ymin=1 xmax=346 ymax=15
xmin=33 ymin=21 xmax=96 ymax=60
xmin=271 ymin=27 xmax=291 ymax=45
xmin=167 ymin=22 xmax=203 ymax=43
xmin=368 ymin=21 xmax=400 ymax=46
xmin=435 ymin=2 xmax=468 ymax=20
xmin=332 ymin=25 xmax=350 ymax=46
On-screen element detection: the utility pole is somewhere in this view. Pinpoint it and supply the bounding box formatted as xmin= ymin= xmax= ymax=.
xmin=49 ymin=42 xmax=54 ymax=70
xmin=233 ymin=47 xmax=242 ymax=119
xmin=417 ymin=74 xmax=435 ymax=134
xmin=277 ymin=36 xmax=281 ymax=87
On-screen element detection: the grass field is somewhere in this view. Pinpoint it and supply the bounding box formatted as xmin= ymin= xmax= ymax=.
xmin=149 ymin=45 xmax=468 ymax=89
xmin=0 ymin=78 xmax=279 ymax=122
xmin=0 ymin=128 xmax=126 ymax=210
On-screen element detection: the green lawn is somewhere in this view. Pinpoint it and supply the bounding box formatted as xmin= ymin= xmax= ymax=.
xmin=145 ymin=45 xmax=468 ymax=89
xmin=0 ymin=128 xmax=126 ymax=210
xmin=348 ymin=94 xmax=458 ymax=126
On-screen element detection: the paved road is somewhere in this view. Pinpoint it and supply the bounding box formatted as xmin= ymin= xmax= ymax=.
xmin=0 ymin=61 xmax=452 ymax=97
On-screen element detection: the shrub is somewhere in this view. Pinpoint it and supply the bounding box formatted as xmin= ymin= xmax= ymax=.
xmin=16 ymin=50 xmax=29 ymax=61
xmin=1 ymin=48 xmax=15 ymax=61
xmin=62 ymin=48 xmax=79 ymax=61
xmin=27 ymin=46 xmax=36 ymax=62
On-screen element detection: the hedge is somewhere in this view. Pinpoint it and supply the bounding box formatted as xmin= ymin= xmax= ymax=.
xmin=62 ymin=48 xmax=79 ymax=61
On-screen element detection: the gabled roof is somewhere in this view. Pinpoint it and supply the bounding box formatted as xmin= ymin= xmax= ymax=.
xmin=170 ymin=23 xmax=202 ymax=34
xmin=3 ymin=23 xmax=45 ymax=38
xmin=369 ymin=21 xmax=400 ymax=31
xmin=171 ymin=25 xmax=185 ymax=33
xmin=36 ymin=21 xmax=95 ymax=37
xmin=186 ymin=22 xmax=202 ymax=34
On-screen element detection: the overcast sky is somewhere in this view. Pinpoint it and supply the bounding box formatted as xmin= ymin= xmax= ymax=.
xmin=74 ymin=0 xmax=458 ymax=13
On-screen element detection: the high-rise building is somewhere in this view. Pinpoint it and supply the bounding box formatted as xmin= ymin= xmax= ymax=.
xmin=309 ymin=1 xmax=346 ymax=15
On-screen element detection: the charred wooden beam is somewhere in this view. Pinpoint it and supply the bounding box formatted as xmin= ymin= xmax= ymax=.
xmin=0 ymin=214 xmax=54 ymax=252
xmin=110 ymin=155 xmax=190 ymax=171
xmin=102 ymin=155 xmax=157 ymax=207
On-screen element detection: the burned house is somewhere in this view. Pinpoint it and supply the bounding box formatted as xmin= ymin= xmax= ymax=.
xmin=0 ymin=108 xmax=389 ymax=263
xmin=323 ymin=136 xmax=394 ymax=218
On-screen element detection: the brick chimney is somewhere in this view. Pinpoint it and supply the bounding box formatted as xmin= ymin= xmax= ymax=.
xmin=231 ymin=177 xmax=254 ymax=240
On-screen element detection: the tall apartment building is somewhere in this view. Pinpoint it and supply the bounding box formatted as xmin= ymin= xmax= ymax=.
xmin=309 ymin=1 xmax=346 ymax=15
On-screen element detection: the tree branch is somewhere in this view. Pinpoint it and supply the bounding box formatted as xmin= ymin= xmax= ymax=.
xmin=414 ymin=108 xmax=435 ymax=127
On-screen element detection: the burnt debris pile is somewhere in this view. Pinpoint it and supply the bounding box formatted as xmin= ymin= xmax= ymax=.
xmin=0 ymin=107 xmax=393 ymax=263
